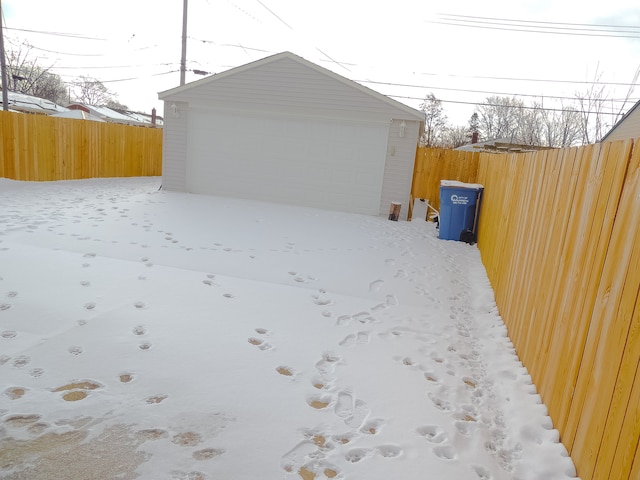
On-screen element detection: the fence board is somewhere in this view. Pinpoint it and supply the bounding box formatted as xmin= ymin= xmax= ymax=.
xmin=412 ymin=143 xmax=639 ymax=479
xmin=569 ymin=140 xmax=640 ymax=478
xmin=0 ymin=111 xmax=162 ymax=181
xmin=544 ymin=141 xmax=631 ymax=438
xmin=410 ymin=147 xmax=479 ymax=215
xmin=527 ymin=146 xmax=581 ymax=386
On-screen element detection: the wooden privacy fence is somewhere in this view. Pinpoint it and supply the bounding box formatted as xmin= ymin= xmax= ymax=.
xmin=411 ymin=145 xmax=639 ymax=479
xmin=410 ymin=146 xmax=479 ymax=216
xmin=0 ymin=111 xmax=162 ymax=181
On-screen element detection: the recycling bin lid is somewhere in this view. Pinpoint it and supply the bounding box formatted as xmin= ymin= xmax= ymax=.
xmin=440 ymin=180 xmax=484 ymax=190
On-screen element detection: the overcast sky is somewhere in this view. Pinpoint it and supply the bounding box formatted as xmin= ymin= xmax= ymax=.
xmin=3 ymin=0 xmax=640 ymax=126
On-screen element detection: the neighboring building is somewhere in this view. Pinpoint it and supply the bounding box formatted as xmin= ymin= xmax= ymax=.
xmin=600 ymin=99 xmax=640 ymax=142
xmin=159 ymin=51 xmax=424 ymax=218
xmin=50 ymin=109 xmax=106 ymax=122
xmin=455 ymin=138 xmax=550 ymax=154
xmin=0 ymin=90 xmax=69 ymax=115
xmin=0 ymin=91 xmax=161 ymax=127
xmin=66 ymin=104 xmax=162 ymax=127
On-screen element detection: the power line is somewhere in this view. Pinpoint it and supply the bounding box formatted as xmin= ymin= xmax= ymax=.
xmin=388 ymin=94 xmax=624 ymax=116
xmin=51 ymin=62 xmax=175 ymax=70
xmin=252 ymin=0 xmax=350 ymax=72
xmin=438 ymin=13 xmax=640 ymax=31
xmin=9 ymin=41 xmax=104 ymax=57
xmin=358 ymin=79 xmax=639 ymax=104
xmin=4 ymin=26 xmax=105 ymax=41
xmin=415 ymin=71 xmax=640 ymax=87
xmin=183 ymin=33 xmax=639 ymax=88
xmin=432 ymin=15 xmax=640 ymax=39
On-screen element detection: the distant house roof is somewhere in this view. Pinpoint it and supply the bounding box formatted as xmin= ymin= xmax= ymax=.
xmin=455 ymin=138 xmax=550 ymax=154
xmin=50 ymin=109 xmax=106 ymax=122
xmin=66 ymin=104 xmax=163 ymax=127
xmin=1 ymin=90 xmax=69 ymax=115
xmin=600 ymin=99 xmax=640 ymax=143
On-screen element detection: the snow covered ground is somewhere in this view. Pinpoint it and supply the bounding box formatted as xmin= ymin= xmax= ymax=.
xmin=0 ymin=177 xmax=578 ymax=480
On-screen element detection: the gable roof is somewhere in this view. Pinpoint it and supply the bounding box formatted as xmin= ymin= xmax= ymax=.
xmin=66 ymin=103 xmax=163 ymax=127
xmin=600 ymin=98 xmax=640 ymax=142
xmin=50 ymin=109 xmax=106 ymax=122
xmin=1 ymin=90 xmax=69 ymax=115
xmin=159 ymin=51 xmax=424 ymax=121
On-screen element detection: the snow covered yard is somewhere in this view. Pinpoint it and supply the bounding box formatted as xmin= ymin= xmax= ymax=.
xmin=0 ymin=177 xmax=578 ymax=480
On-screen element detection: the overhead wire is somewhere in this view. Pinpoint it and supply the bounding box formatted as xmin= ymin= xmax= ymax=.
xmin=432 ymin=13 xmax=640 ymax=38
xmin=252 ymin=0 xmax=351 ymax=72
xmin=437 ymin=13 xmax=640 ymax=32
xmin=4 ymin=26 xmax=105 ymax=41
xmin=357 ymin=79 xmax=639 ymax=104
xmin=4 ymin=5 xmax=638 ymax=118
xmin=387 ymin=94 xmax=624 ymax=116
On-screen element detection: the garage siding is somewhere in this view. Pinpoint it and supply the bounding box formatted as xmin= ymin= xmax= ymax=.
xmin=166 ymin=57 xmax=415 ymax=124
xmin=161 ymin=101 xmax=189 ymax=191
xmin=379 ymin=119 xmax=422 ymax=216
xmin=160 ymin=53 xmax=424 ymax=217
xmin=185 ymin=109 xmax=389 ymax=215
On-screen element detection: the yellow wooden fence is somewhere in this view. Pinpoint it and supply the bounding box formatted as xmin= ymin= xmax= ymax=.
xmin=412 ymin=145 xmax=639 ymax=480
xmin=410 ymin=147 xmax=479 ymax=215
xmin=0 ymin=110 xmax=162 ymax=180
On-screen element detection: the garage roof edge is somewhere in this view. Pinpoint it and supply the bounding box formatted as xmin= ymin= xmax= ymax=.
xmin=158 ymin=51 xmax=424 ymax=121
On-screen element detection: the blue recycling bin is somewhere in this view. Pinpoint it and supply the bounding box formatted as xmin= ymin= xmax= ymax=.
xmin=439 ymin=180 xmax=484 ymax=243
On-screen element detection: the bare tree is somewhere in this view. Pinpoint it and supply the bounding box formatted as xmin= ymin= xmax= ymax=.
xmin=575 ymin=85 xmax=607 ymax=144
xmin=72 ymin=76 xmax=123 ymax=107
xmin=541 ymin=103 xmax=582 ymax=148
xmin=475 ymin=96 xmax=525 ymax=141
xmin=420 ymin=93 xmax=447 ymax=146
xmin=4 ymin=42 xmax=67 ymax=103
xmin=516 ymin=102 xmax=543 ymax=146
xmin=439 ymin=125 xmax=469 ymax=148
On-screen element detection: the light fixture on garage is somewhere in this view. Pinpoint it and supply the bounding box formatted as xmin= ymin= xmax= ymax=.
xmin=399 ymin=121 xmax=406 ymax=138
xmin=171 ymin=103 xmax=179 ymax=117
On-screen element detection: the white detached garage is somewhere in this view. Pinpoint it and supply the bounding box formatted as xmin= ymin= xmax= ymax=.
xmin=159 ymin=52 xmax=424 ymax=218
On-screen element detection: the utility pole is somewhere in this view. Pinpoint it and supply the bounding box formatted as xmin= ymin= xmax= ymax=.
xmin=0 ymin=0 xmax=9 ymax=111
xmin=180 ymin=0 xmax=188 ymax=86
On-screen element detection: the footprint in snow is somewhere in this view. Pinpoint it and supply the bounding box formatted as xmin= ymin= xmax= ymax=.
xmin=344 ymin=399 xmax=371 ymax=429
xmin=338 ymin=331 xmax=370 ymax=347
xmin=248 ymin=337 xmax=273 ymax=351
xmin=132 ymin=325 xmax=147 ymax=335
xmin=345 ymin=448 xmax=374 ymax=463
xmin=335 ymin=391 xmax=354 ymax=419
xmin=307 ymin=394 xmax=332 ymax=410
xmin=12 ymin=356 xmax=30 ymax=368
xmin=433 ymin=445 xmax=456 ymax=460
xmin=472 ymin=465 xmax=493 ymax=479
xmin=315 ymin=352 xmax=342 ymax=374
xmin=276 ymin=366 xmax=295 ymax=377
xmin=376 ymin=444 xmax=403 ymax=458
xmin=417 ymin=425 xmax=447 ymax=443
xmin=368 ymin=279 xmax=384 ymax=293
xmin=360 ymin=418 xmax=385 ymax=435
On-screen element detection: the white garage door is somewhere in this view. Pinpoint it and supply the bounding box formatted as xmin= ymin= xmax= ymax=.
xmin=185 ymin=109 xmax=389 ymax=215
